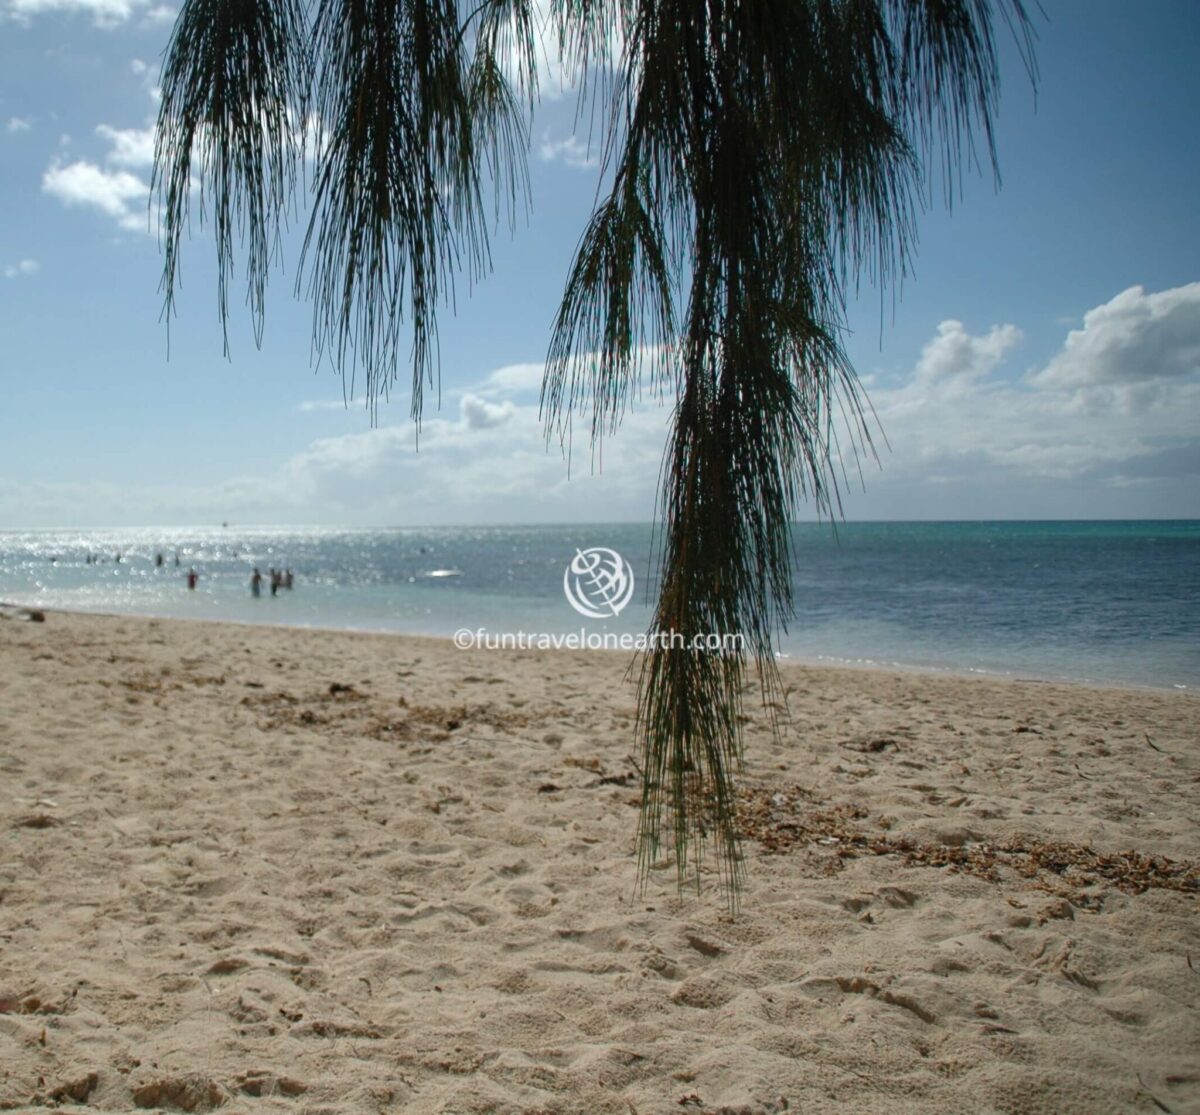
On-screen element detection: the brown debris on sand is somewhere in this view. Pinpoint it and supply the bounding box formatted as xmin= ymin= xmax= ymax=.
xmin=739 ymin=783 xmax=1200 ymax=897
xmin=0 ymin=602 xmax=45 ymax=622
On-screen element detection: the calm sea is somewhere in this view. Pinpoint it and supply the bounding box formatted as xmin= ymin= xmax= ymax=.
xmin=1 ymin=522 xmax=1196 ymax=690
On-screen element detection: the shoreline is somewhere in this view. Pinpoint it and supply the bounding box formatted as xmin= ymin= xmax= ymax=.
xmin=3 ymin=599 xmax=1193 ymax=698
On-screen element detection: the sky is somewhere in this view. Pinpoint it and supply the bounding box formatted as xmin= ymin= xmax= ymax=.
xmin=1 ymin=1 xmax=1198 ymax=528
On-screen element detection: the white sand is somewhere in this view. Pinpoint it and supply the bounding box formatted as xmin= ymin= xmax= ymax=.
xmin=1 ymin=609 xmax=1197 ymax=1113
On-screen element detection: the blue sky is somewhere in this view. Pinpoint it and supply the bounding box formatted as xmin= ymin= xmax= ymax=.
xmin=1 ymin=0 xmax=1198 ymax=528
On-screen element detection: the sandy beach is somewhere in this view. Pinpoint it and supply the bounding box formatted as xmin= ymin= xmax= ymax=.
xmin=0 ymin=608 xmax=1196 ymax=1114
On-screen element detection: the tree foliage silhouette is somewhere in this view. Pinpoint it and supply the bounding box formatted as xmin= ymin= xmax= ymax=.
xmin=154 ymin=0 xmax=1036 ymax=905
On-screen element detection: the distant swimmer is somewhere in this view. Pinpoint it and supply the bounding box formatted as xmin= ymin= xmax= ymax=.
xmin=269 ymin=568 xmax=280 ymax=597
xmin=186 ymin=567 xmax=198 ymax=590
xmin=155 ymin=552 xmax=164 ymax=568
xmin=250 ymin=567 xmax=263 ymax=598
xmin=284 ymin=569 xmax=294 ymax=590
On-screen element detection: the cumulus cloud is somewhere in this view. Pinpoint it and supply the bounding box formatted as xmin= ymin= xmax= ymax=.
xmin=477 ymin=362 xmax=547 ymax=395
xmin=1031 ymin=282 xmax=1200 ymax=390
xmin=492 ymin=0 xmax=625 ymax=105
xmin=5 ymin=0 xmax=146 ymax=28
xmin=7 ymin=116 xmax=32 ymax=133
xmin=3 ymin=259 xmax=39 ymax=278
xmin=127 ymin=57 xmax=163 ymax=99
xmin=854 ymin=283 xmax=1200 ymax=509
xmin=914 ymin=320 xmax=1022 ymax=384
xmin=539 ymin=131 xmax=597 ymax=170
xmin=43 ymin=160 xmax=150 ymax=232
xmin=42 ymin=120 xmax=159 ymax=232
xmin=497 ymin=0 xmax=581 ymax=101
xmin=95 ymin=123 xmax=155 ymax=167
xmin=4 ymin=0 xmax=170 ymax=29
xmin=460 ymin=394 xmax=515 ymax=430
xmin=268 ymin=394 xmax=671 ymax=524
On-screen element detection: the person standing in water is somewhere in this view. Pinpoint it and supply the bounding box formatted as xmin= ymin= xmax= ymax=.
xmin=250 ymin=568 xmax=263 ymax=598
xmin=186 ymin=567 xmax=198 ymax=590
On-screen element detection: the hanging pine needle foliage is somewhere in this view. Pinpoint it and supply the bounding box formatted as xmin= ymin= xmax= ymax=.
xmin=154 ymin=0 xmax=1036 ymax=906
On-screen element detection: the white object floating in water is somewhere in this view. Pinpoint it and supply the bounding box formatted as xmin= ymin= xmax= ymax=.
xmin=424 ymin=569 xmax=463 ymax=579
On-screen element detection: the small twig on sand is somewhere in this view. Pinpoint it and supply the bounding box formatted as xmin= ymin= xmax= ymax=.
xmin=461 ymin=733 xmax=511 ymax=747
xmin=1144 ymin=733 xmax=1165 ymax=754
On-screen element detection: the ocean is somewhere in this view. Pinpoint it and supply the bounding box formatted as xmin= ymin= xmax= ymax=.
xmin=0 ymin=521 xmax=1196 ymax=690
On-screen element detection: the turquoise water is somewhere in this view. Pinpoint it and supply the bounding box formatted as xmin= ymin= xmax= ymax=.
xmin=0 ymin=521 xmax=1196 ymax=689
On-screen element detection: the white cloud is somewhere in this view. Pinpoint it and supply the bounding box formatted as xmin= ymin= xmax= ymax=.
xmin=496 ymin=0 xmax=623 ymax=102
xmin=6 ymin=0 xmax=146 ymax=28
xmin=41 ymin=120 xmax=158 ymax=232
xmin=461 ymin=393 xmax=515 ymax=430
xmin=251 ymin=361 xmax=675 ymax=524
xmin=1031 ymin=282 xmax=1200 ymax=390
xmin=473 ymin=346 xmax=669 ymax=401
xmin=914 ymin=320 xmax=1022 ymax=384
xmin=3 ymin=0 xmax=169 ymax=27
xmin=499 ymin=0 xmax=577 ymax=101
xmin=478 ymin=361 xmax=547 ymax=395
xmin=269 ymin=394 xmax=671 ymax=524
xmin=126 ymin=56 xmax=162 ymax=100
xmin=3 ymin=259 xmax=39 ymax=278
xmin=854 ymin=284 xmax=1200 ymax=503
xmin=7 ymin=116 xmax=32 ymax=134
xmin=539 ymin=131 xmax=597 ymax=170
xmin=96 ymin=123 xmax=155 ymax=167
xmin=42 ymin=160 xmax=150 ymax=233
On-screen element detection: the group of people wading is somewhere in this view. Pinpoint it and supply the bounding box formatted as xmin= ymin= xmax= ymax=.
xmin=250 ymin=567 xmax=294 ymax=598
